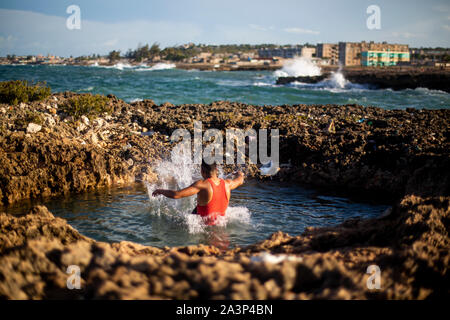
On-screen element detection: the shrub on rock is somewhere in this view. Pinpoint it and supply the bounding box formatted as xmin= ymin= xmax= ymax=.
xmin=61 ymin=94 xmax=111 ymax=120
xmin=0 ymin=80 xmax=51 ymax=105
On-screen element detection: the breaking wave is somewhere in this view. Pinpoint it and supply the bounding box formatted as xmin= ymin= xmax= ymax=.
xmin=147 ymin=62 xmax=176 ymax=71
xmin=274 ymin=57 xmax=322 ymax=77
xmin=90 ymin=62 xmax=176 ymax=71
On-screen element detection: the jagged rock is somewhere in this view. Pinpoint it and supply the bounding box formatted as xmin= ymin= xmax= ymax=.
xmin=81 ymin=115 xmax=90 ymax=126
xmin=0 ymin=194 xmax=447 ymax=299
xmin=26 ymin=123 xmax=42 ymax=133
xmin=0 ymin=92 xmax=448 ymax=299
xmin=44 ymin=114 xmax=56 ymax=127
xmin=276 ymin=70 xmax=450 ymax=92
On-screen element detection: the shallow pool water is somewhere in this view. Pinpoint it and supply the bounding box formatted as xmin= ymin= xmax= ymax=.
xmin=9 ymin=181 xmax=388 ymax=249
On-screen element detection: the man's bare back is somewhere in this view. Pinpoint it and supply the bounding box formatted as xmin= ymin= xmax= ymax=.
xmin=152 ymin=162 xmax=244 ymax=219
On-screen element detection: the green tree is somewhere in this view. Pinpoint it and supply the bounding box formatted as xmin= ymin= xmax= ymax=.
xmin=149 ymin=42 xmax=160 ymax=58
xmin=108 ymin=50 xmax=121 ymax=62
xmin=135 ymin=44 xmax=150 ymax=62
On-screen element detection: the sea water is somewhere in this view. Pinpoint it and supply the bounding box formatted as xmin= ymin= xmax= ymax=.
xmin=4 ymin=148 xmax=388 ymax=249
xmin=0 ymin=63 xmax=449 ymax=109
xmin=0 ymin=61 xmax=442 ymax=247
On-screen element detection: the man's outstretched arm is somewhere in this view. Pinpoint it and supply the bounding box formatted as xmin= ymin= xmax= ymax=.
xmin=152 ymin=181 xmax=203 ymax=199
xmin=227 ymin=171 xmax=245 ymax=190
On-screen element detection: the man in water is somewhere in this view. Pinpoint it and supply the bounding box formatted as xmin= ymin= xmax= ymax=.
xmin=152 ymin=161 xmax=245 ymax=225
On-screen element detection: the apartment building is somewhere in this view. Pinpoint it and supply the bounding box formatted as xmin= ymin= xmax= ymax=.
xmin=258 ymin=46 xmax=302 ymax=59
xmin=317 ymin=43 xmax=339 ymax=65
xmin=300 ymin=47 xmax=316 ymax=59
xmin=339 ymin=41 xmax=409 ymax=66
xmin=338 ymin=42 xmax=363 ymax=66
xmin=361 ymin=51 xmax=410 ymax=66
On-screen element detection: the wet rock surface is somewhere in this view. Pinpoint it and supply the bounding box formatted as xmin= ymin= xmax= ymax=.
xmin=1 ymin=94 xmax=449 ymax=205
xmin=276 ymin=69 xmax=450 ymax=92
xmin=0 ymin=93 xmax=168 ymax=206
xmin=0 ymin=93 xmax=449 ymax=299
xmin=0 ymin=196 xmax=448 ymax=299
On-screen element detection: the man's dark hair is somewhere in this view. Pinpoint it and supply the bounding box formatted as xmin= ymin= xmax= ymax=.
xmin=201 ymin=160 xmax=217 ymax=177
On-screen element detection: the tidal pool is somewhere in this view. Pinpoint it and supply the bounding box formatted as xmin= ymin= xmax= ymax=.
xmin=9 ymin=181 xmax=388 ymax=249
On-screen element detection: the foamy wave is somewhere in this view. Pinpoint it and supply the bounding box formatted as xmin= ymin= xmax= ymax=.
xmin=289 ymin=70 xmax=370 ymax=92
xmin=412 ymin=87 xmax=448 ymax=95
xmin=217 ymin=79 xmax=251 ymax=87
xmin=253 ymin=81 xmax=277 ymax=87
xmin=110 ymin=62 xmax=134 ymax=70
xmin=90 ymin=62 xmax=135 ymax=70
xmin=274 ymin=57 xmax=322 ymax=78
xmin=90 ymin=62 xmax=175 ymax=71
xmin=148 ymin=63 xmax=176 ymax=71
xmin=134 ymin=63 xmax=176 ymax=71
xmin=75 ymin=86 xmax=94 ymax=92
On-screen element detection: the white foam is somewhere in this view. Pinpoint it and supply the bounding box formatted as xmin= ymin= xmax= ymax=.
xmin=274 ymin=57 xmax=322 ymax=78
xmin=253 ymin=81 xmax=276 ymax=87
xmin=329 ymin=71 xmax=348 ymax=89
xmin=412 ymin=87 xmax=448 ymax=95
xmin=145 ymin=145 xmax=251 ymax=234
xmin=111 ymin=62 xmax=133 ymax=70
xmin=90 ymin=62 xmax=134 ymax=70
xmin=148 ymin=63 xmax=176 ymax=71
xmin=288 ymin=69 xmax=370 ymax=92
xmin=89 ymin=62 xmax=175 ymax=72
xmin=217 ymin=79 xmax=251 ymax=87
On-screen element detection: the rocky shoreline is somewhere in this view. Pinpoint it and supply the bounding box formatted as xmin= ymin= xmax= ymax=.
xmin=0 ymin=93 xmax=449 ymax=299
xmin=276 ymin=69 xmax=450 ymax=92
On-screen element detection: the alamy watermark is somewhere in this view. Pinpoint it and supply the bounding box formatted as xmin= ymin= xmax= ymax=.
xmin=366 ymin=5 xmax=381 ymax=30
xmin=170 ymin=121 xmax=280 ymax=176
xmin=366 ymin=264 xmax=381 ymax=290
xmin=66 ymin=265 xmax=81 ymax=289
xmin=66 ymin=5 xmax=81 ymax=30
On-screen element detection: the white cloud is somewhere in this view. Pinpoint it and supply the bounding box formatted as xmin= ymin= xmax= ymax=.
xmin=283 ymin=27 xmax=319 ymax=35
xmin=391 ymin=31 xmax=419 ymax=39
xmin=0 ymin=9 xmax=203 ymax=56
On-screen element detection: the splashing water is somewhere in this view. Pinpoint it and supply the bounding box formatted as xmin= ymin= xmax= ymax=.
xmin=147 ymin=63 xmax=176 ymax=71
xmin=144 ymin=146 xmax=251 ymax=234
xmin=90 ymin=62 xmax=176 ymax=72
xmin=329 ymin=70 xmax=348 ymax=89
xmin=288 ymin=64 xmax=369 ymax=92
xmin=274 ymin=57 xmax=322 ymax=78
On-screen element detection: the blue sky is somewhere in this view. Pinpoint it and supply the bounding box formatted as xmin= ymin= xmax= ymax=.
xmin=0 ymin=0 xmax=449 ymax=56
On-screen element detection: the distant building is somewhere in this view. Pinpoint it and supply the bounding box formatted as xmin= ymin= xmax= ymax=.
xmin=409 ymin=48 xmax=450 ymax=65
xmin=339 ymin=41 xmax=409 ymax=66
xmin=301 ymin=47 xmax=316 ymax=59
xmin=258 ymin=46 xmax=302 ymax=59
xmin=338 ymin=42 xmax=363 ymax=66
xmin=361 ymin=51 xmax=410 ymax=66
xmin=317 ymin=43 xmax=339 ymax=65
